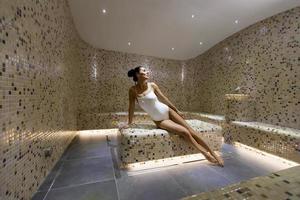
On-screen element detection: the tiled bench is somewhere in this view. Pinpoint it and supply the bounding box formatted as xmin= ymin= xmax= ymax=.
xmin=182 ymin=112 xmax=225 ymax=126
xmin=77 ymin=112 xmax=152 ymax=130
xmin=229 ymin=121 xmax=300 ymax=163
xmin=118 ymin=119 xmax=223 ymax=170
xmin=77 ymin=111 xmax=226 ymax=130
xmin=182 ymin=165 xmax=300 ymax=200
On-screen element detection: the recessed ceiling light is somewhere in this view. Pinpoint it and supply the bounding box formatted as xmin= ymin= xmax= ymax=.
xmin=128 ymin=42 xmax=131 ymax=46
xmin=199 ymin=42 xmax=203 ymax=45
xmin=234 ymin=19 xmax=239 ymax=24
xmin=102 ymin=9 xmax=107 ymax=14
xmin=171 ymin=47 xmax=175 ymax=51
xmin=191 ymin=14 xmax=195 ymax=18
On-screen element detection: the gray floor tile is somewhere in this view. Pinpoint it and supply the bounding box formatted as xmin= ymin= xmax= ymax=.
xmin=45 ymin=179 xmax=118 ymax=200
xmin=220 ymin=143 xmax=289 ymax=176
xmin=166 ymin=162 xmax=233 ymax=195
xmin=31 ymin=191 xmax=47 ymax=200
xmin=221 ymin=143 xmax=239 ymax=154
xmin=230 ymin=146 xmax=291 ymax=174
xmin=34 ymin=133 xmax=293 ymax=200
xmin=64 ymin=141 xmax=110 ymax=160
xmin=38 ymin=161 xmax=63 ymax=192
xmin=52 ymin=156 xmax=114 ymax=189
xmin=110 ymin=147 xmax=122 ymax=179
xmin=116 ymin=169 xmax=187 ymax=200
xmin=207 ymin=155 xmax=263 ymax=183
xmin=75 ymin=134 xmax=108 ymax=145
xmin=107 ymin=133 xmax=122 ymax=149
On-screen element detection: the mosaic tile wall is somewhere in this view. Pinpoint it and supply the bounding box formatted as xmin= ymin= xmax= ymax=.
xmin=0 ymin=0 xmax=81 ymax=199
xmin=76 ymin=41 xmax=190 ymax=116
xmin=186 ymin=7 xmax=300 ymax=129
xmin=1 ymin=1 xmax=299 ymax=199
xmin=76 ymin=7 xmax=300 ymax=130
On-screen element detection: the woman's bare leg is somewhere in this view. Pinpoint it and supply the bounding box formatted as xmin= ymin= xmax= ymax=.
xmin=168 ymin=108 xmax=224 ymax=166
xmin=154 ymin=119 xmax=219 ymax=165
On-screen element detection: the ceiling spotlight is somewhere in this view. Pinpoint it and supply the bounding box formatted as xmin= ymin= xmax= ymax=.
xmin=234 ymin=19 xmax=239 ymax=24
xmin=102 ymin=9 xmax=107 ymax=14
xmin=199 ymin=42 xmax=203 ymax=45
xmin=171 ymin=47 xmax=175 ymax=51
xmin=128 ymin=42 xmax=131 ymax=46
xmin=191 ymin=14 xmax=195 ymax=18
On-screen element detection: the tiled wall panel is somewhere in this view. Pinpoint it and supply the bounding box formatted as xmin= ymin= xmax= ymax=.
xmin=76 ymin=43 xmax=188 ymax=115
xmin=0 ymin=0 xmax=81 ymax=199
xmin=187 ymin=7 xmax=300 ymax=129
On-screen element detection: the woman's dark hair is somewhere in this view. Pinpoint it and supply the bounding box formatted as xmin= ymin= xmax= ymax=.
xmin=127 ymin=66 xmax=142 ymax=82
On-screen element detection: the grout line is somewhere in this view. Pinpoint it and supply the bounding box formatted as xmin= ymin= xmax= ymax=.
xmin=49 ymin=178 xmax=116 ymax=191
xmin=42 ymin=161 xmax=65 ymax=200
xmin=62 ymin=154 xmax=111 ymax=162
xmin=108 ymin=135 xmax=121 ymax=200
xmin=41 ymin=134 xmax=117 ymax=198
xmin=168 ymin=173 xmax=190 ymax=197
xmin=204 ymin=164 xmax=235 ymax=184
xmin=111 ymin=147 xmax=122 ymax=179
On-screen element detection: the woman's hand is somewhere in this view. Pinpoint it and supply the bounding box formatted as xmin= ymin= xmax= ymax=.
xmin=118 ymin=122 xmax=136 ymax=130
xmin=121 ymin=124 xmax=129 ymax=130
xmin=118 ymin=122 xmax=129 ymax=130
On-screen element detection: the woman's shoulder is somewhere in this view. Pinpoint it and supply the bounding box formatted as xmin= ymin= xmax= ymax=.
xmin=149 ymin=81 xmax=158 ymax=88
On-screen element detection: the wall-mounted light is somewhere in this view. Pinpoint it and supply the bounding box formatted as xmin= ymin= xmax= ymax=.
xmin=102 ymin=9 xmax=107 ymax=14
xmin=128 ymin=42 xmax=131 ymax=46
xmin=234 ymin=19 xmax=239 ymax=24
xmin=171 ymin=47 xmax=175 ymax=51
xmin=199 ymin=42 xmax=203 ymax=45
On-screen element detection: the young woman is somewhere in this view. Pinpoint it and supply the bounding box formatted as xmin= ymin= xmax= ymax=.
xmin=121 ymin=66 xmax=224 ymax=167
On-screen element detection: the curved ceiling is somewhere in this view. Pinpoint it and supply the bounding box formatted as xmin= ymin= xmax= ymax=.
xmin=68 ymin=0 xmax=300 ymax=60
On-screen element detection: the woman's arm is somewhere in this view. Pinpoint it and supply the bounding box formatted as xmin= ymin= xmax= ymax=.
xmin=128 ymin=87 xmax=136 ymax=124
xmin=151 ymin=82 xmax=179 ymax=112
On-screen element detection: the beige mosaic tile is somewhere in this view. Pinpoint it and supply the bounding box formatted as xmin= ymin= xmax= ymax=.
xmin=186 ymin=7 xmax=300 ymax=129
xmin=75 ymin=42 xmax=188 ymax=115
xmin=0 ymin=0 xmax=81 ymax=199
xmin=119 ymin=119 xmax=223 ymax=166
xmin=229 ymin=121 xmax=300 ymax=162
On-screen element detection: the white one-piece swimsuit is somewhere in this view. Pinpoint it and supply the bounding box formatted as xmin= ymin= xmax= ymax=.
xmin=136 ymin=82 xmax=170 ymax=121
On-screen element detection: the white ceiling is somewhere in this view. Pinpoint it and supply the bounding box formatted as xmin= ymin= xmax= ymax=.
xmin=68 ymin=0 xmax=300 ymax=60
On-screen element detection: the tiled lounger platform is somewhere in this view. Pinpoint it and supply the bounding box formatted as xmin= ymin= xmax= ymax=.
xmin=229 ymin=121 xmax=300 ymax=163
xmin=118 ymin=120 xmax=223 ymax=169
xmin=77 ymin=111 xmax=225 ymax=130
xmin=182 ymin=165 xmax=300 ymax=200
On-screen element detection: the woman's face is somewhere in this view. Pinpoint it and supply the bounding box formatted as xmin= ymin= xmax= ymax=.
xmin=137 ymin=67 xmax=149 ymax=80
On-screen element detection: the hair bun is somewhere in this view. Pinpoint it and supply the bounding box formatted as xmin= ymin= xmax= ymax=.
xmin=127 ymin=69 xmax=134 ymax=77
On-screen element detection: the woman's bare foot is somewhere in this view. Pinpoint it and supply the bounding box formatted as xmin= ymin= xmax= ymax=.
xmin=211 ymin=151 xmax=224 ymax=167
xmin=203 ymin=152 xmax=219 ymax=165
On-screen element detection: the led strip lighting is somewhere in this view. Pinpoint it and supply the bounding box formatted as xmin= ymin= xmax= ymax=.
xmin=121 ymin=153 xmax=208 ymax=171
xmin=233 ymin=142 xmax=299 ymax=167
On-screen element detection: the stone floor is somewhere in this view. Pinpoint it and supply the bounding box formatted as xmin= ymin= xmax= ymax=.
xmin=32 ymin=130 xmax=296 ymax=200
xmin=182 ymin=165 xmax=300 ymax=200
